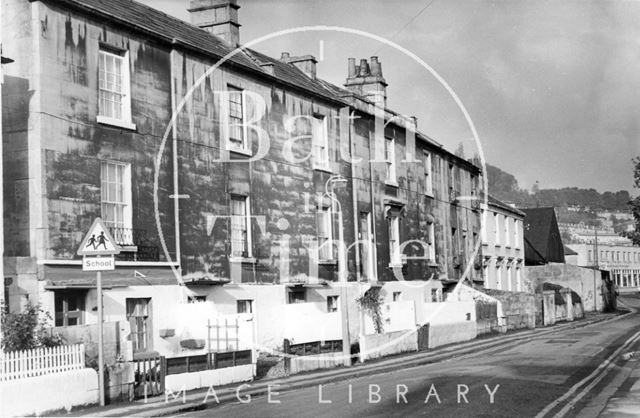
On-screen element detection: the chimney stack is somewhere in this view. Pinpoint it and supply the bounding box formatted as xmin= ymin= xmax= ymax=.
xmin=281 ymin=53 xmax=318 ymax=80
xmin=188 ymin=0 xmax=241 ymax=47
xmin=344 ymin=56 xmax=388 ymax=107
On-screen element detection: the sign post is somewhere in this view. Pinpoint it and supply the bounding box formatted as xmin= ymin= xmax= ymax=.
xmin=77 ymin=218 xmax=121 ymax=407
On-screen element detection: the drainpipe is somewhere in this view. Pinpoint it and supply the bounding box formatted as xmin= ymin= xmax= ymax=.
xmin=170 ymin=52 xmax=182 ymax=275
xmin=346 ymin=107 xmax=360 ymax=281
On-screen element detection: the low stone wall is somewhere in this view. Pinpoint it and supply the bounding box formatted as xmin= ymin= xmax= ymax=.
xmin=476 ymin=318 xmax=499 ymax=336
xmin=288 ymin=352 xmax=343 ymax=374
xmin=0 ymin=368 xmax=98 ymax=416
xmin=51 ymin=321 xmax=134 ymax=402
xmin=428 ymin=322 xmax=477 ymax=349
xmin=482 ymin=290 xmax=536 ymax=330
xmin=360 ymin=329 xmax=418 ymax=361
xmin=526 ymin=263 xmax=606 ymax=312
xmin=165 ymin=364 xmax=255 ymax=392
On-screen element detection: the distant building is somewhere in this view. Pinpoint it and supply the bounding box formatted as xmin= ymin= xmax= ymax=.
xmin=558 ymin=222 xmax=632 ymax=246
xmin=480 ymin=195 xmax=525 ymax=291
xmin=522 ymin=208 xmax=565 ymax=265
xmin=567 ymin=243 xmax=640 ymax=289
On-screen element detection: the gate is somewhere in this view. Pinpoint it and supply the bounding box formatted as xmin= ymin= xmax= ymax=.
xmin=417 ymin=324 xmax=429 ymax=351
xmin=133 ymin=355 xmax=165 ymax=399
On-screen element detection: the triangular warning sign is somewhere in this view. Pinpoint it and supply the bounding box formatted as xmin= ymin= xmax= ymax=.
xmin=77 ymin=218 xmax=122 ymax=256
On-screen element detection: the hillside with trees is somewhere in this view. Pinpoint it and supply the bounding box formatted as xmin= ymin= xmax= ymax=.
xmin=485 ymin=163 xmax=631 ymax=212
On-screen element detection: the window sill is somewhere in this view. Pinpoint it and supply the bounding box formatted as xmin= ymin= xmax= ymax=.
xmin=495 ymin=244 xmax=502 ymax=248
xmin=385 ymin=180 xmax=399 ymax=188
xmin=227 ymin=147 xmax=252 ymax=158
xmin=97 ymin=115 xmax=137 ymax=131
xmin=318 ymin=259 xmax=337 ymax=266
xmin=425 ymin=192 xmax=434 ymax=199
xmin=505 ymin=245 xmax=511 ymax=249
xmin=481 ymin=242 xmax=488 ymax=246
xmin=229 ymin=257 xmax=257 ymax=264
xmin=313 ymin=165 xmax=333 ymax=174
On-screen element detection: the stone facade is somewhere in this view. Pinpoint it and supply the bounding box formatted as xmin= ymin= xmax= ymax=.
xmin=526 ymin=262 xmax=609 ymax=312
xmin=1 ymin=0 xmax=482 ymax=358
xmin=482 ymin=289 xmax=535 ymax=330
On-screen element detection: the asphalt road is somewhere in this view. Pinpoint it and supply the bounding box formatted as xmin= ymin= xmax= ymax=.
xmin=183 ymin=296 xmax=640 ymax=418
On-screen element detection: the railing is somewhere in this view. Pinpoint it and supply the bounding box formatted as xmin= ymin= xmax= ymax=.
xmin=0 ymin=344 xmax=85 ymax=381
xmin=107 ymin=226 xmax=147 ymax=247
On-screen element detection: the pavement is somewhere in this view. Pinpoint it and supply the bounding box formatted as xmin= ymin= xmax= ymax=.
xmin=56 ymin=308 xmax=630 ymax=417
xmin=597 ymin=347 xmax=640 ymax=417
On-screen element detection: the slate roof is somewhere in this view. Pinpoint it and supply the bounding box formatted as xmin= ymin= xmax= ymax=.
xmin=484 ymin=194 xmax=526 ymax=217
xmin=50 ymin=0 xmax=481 ymax=172
xmin=522 ymin=207 xmax=566 ymax=265
xmin=52 ymin=0 xmax=348 ymax=105
xmin=43 ymin=265 xmax=179 ymax=288
xmin=563 ymin=245 xmax=578 ymax=256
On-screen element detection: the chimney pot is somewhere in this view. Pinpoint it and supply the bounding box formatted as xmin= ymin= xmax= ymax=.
xmin=347 ymin=57 xmax=356 ymax=78
xmin=370 ymin=56 xmax=382 ymax=76
xmin=281 ymin=52 xmax=290 ymax=60
xmin=358 ymin=59 xmax=370 ymax=77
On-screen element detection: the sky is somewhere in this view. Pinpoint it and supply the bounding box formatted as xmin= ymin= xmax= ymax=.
xmin=140 ymin=0 xmax=640 ymax=195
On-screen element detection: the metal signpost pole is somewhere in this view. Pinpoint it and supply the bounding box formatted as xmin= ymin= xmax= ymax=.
xmin=97 ymin=268 xmax=105 ymax=406
xmin=77 ymin=218 xmax=120 ymax=407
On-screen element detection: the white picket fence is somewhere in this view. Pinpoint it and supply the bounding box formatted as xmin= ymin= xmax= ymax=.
xmin=0 ymin=344 xmax=85 ymax=381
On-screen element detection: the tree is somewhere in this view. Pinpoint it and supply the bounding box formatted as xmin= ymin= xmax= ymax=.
xmin=628 ymin=157 xmax=640 ymax=246
xmin=0 ymin=302 xmax=62 ymax=351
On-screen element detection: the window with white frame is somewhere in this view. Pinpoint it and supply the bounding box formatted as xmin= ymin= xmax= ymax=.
xmin=385 ymin=137 xmax=396 ymax=183
xmin=516 ymin=267 xmax=522 ymax=291
xmin=426 ymin=221 xmax=436 ymax=261
xmin=389 ymin=215 xmax=401 ymax=265
xmin=496 ymin=264 xmax=502 ymax=290
xmin=483 ymin=263 xmax=489 ymax=287
xmin=506 ymin=265 xmax=512 ymax=291
xmin=514 ymin=220 xmax=520 ymax=248
xmin=101 ymin=161 xmax=132 ymax=236
xmin=393 ymin=291 xmax=402 ymax=302
xmin=505 ymin=215 xmax=510 ymax=247
xmin=98 ymin=49 xmax=134 ymax=128
xmin=230 ymin=195 xmax=251 ymax=258
xmin=312 ymin=115 xmax=329 ymax=169
xmin=227 ymin=85 xmax=247 ymax=152
xmin=126 ymin=298 xmax=152 ymax=353
xmin=494 ymin=213 xmax=500 ymax=245
xmin=481 ymin=210 xmax=487 ymax=244
xmin=424 ymin=151 xmax=433 ymax=195
xmin=317 ymin=206 xmax=333 ymax=261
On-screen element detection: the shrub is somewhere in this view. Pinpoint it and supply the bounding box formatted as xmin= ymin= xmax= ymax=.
xmin=1 ymin=302 xmax=62 ymax=352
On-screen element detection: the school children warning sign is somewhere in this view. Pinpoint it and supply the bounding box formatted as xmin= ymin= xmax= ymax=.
xmin=77 ymin=218 xmax=122 ymax=256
